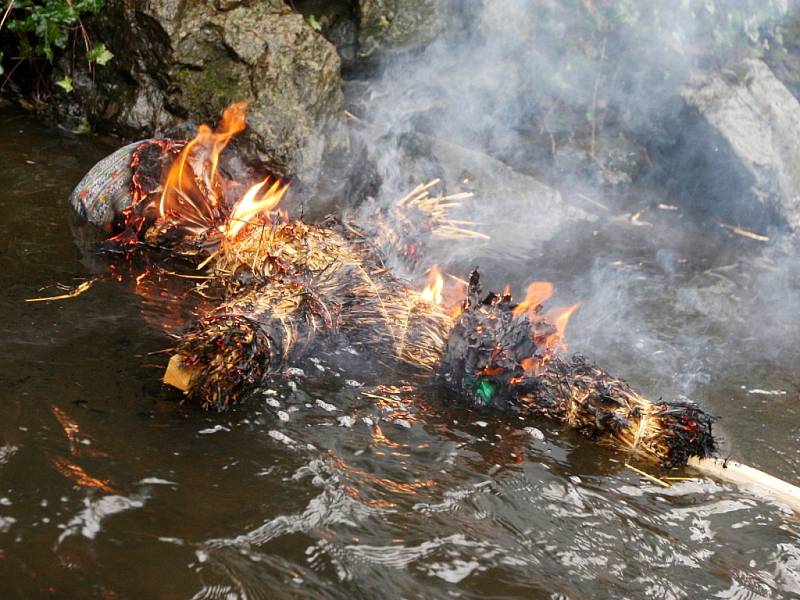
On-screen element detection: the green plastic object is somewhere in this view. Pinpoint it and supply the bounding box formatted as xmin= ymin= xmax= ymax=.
xmin=475 ymin=378 xmax=497 ymax=405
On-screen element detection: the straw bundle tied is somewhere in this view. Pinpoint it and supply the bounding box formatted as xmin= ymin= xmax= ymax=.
xmin=67 ymin=119 xmax=800 ymax=512
xmin=166 ymin=196 xmax=456 ymax=410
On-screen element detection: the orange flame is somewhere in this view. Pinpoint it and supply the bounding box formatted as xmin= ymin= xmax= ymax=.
xmin=519 ymin=300 xmax=581 ymax=372
xmin=421 ymin=265 xmax=444 ymax=305
xmin=158 ymin=102 xmax=248 ymax=221
xmin=225 ymin=177 xmax=289 ymax=238
xmin=513 ymin=281 xmax=554 ymax=317
xmin=544 ymin=302 xmax=581 ymax=352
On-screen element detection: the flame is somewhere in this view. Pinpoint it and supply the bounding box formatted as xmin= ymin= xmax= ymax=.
xmin=544 ymin=302 xmax=581 ymax=352
xmin=209 ymin=102 xmax=247 ymax=185
xmin=158 ymin=102 xmax=248 ymax=222
xmin=225 ymin=177 xmax=289 ymax=238
xmin=513 ymin=281 xmax=554 ymax=317
xmin=421 ymin=265 xmax=444 ymax=305
xmin=152 ymin=101 xmax=289 ymax=240
xmin=444 ymin=274 xmax=468 ymax=318
xmin=519 ymin=299 xmax=581 ymax=372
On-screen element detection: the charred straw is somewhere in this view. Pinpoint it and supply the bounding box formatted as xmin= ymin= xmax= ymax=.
xmin=175 ymin=277 xmax=329 ymax=410
xmin=173 ymin=216 xmax=455 ymax=408
xmin=436 ymin=269 xmax=716 ymax=467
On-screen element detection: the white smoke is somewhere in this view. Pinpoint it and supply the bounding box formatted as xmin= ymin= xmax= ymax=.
xmin=348 ymin=0 xmax=800 ymax=404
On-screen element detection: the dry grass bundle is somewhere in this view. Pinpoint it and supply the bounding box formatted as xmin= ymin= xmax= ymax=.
xmin=169 ymin=211 xmax=456 ymax=407
xmin=521 ymin=358 xmax=716 ymax=467
xmin=69 ymin=120 xmax=799 ymax=506
xmin=350 ymin=179 xmax=487 ymax=273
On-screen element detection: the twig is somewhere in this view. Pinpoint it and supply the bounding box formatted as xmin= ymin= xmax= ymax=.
xmin=145 ymin=347 xmax=177 ymax=356
xmin=26 ymin=279 xmax=96 ymax=302
xmin=625 ymin=463 xmax=671 ymax=488
xmin=718 ymin=222 xmax=769 ymax=242
xmin=575 ymin=192 xmax=609 ymax=211
xmin=1 ymin=57 xmax=24 ymax=93
xmin=630 ymin=210 xmax=654 ymax=228
xmin=446 ymin=273 xmax=469 ymax=286
xmin=196 ymin=250 xmax=218 ymax=270
xmin=157 ymin=270 xmax=212 ymax=280
xmin=0 ymin=1 xmax=14 ymax=32
xmin=344 ymin=110 xmax=366 ymax=125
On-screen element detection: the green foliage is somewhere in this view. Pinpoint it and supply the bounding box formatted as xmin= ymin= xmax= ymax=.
xmin=3 ymin=0 xmax=108 ymax=64
xmin=305 ymin=14 xmax=322 ymax=32
xmin=71 ymin=114 xmax=90 ymax=133
xmin=86 ymin=40 xmax=112 ymax=65
xmin=54 ymin=73 xmax=71 ymax=91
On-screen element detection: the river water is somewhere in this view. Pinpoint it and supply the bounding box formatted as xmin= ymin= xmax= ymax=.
xmin=1 ymin=107 xmax=799 ymax=599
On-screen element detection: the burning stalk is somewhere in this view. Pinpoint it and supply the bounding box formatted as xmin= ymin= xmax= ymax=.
xmin=68 ymin=103 xmax=800 ymax=512
xmin=435 ymin=269 xmax=716 ymax=468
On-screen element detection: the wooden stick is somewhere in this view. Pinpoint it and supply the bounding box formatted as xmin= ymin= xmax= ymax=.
xmin=26 ymin=280 xmax=96 ymax=302
xmin=625 ymin=463 xmax=671 ymax=488
xmin=688 ymin=456 xmax=800 ymax=513
xmin=718 ymin=222 xmax=769 ymax=242
xmin=163 ymin=355 xmax=194 ymax=392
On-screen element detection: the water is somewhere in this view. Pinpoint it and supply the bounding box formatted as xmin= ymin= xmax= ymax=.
xmin=1 ymin=107 xmax=799 ymax=599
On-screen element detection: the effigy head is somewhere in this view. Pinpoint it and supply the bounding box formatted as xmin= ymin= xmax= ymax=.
xmin=69 ymin=103 xmax=287 ymax=258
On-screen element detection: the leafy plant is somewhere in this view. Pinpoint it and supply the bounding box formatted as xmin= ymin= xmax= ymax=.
xmin=6 ymin=0 xmax=105 ymax=59
xmin=86 ymin=39 xmax=110 ymax=64
xmin=54 ymin=72 xmax=70 ymax=91
xmin=1 ymin=0 xmax=112 ymax=91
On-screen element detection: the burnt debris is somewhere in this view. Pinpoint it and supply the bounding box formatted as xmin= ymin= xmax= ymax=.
xmin=436 ymin=268 xmax=555 ymax=410
xmin=436 ymin=270 xmax=716 ymax=467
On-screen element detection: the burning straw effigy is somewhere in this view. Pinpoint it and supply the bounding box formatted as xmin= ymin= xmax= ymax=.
xmin=68 ymin=104 xmax=800 ymax=511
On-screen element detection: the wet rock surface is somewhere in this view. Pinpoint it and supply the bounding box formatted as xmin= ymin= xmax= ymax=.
xmin=646 ymin=59 xmax=800 ymax=232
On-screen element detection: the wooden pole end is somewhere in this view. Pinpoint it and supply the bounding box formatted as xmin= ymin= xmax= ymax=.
xmin=163 ymin=354 xmax=194 ymax=392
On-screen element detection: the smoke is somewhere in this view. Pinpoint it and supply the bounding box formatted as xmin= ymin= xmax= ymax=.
xmin=347 ymin=0 xmax=800 ymax=406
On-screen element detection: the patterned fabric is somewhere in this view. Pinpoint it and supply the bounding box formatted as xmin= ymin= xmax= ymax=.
xmin=69 ymin=140 xmax=150 ymax=227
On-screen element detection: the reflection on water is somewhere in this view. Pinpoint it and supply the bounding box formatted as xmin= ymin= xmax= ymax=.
xmin=1 ymin=107 xmax=799 ymax=599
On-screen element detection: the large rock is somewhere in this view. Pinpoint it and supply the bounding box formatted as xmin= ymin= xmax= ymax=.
xmin=64 ymin=0 xmax=347 ymax=190
xmin=674 ymin=59 xmax=800 ymax=231
xmin=356 ymin=0 xmax=444 ymax=61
